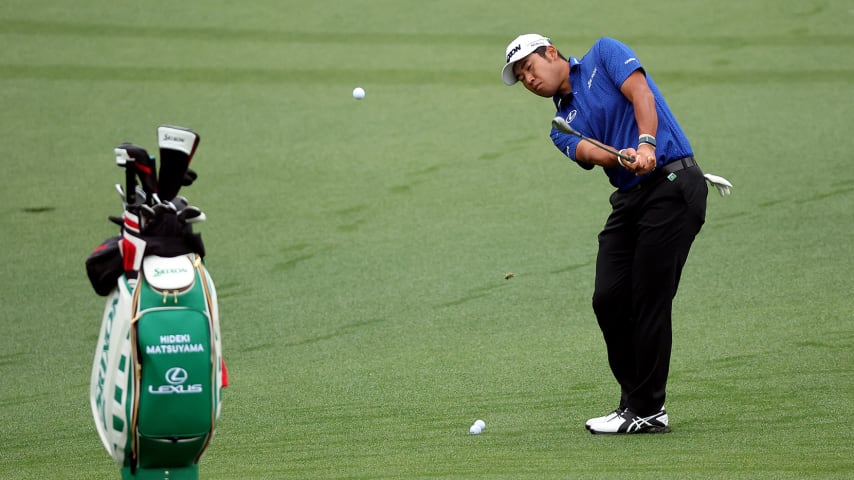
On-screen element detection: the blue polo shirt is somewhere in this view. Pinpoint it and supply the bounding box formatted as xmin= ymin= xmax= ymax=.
xmin=550 ymin=37 xmax=693 ymax=191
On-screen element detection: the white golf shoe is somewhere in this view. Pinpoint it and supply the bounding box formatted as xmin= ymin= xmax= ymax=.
xmin=584 ymin=408 xmax=624 ymax=431
xmin=588 ymin=408 xmax=670 ymax=434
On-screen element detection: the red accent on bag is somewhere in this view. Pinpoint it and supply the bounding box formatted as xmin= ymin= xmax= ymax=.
xmin=120 ymin=237 xmax=137 ymax=272
xmin=221 ymin=359 xmax=229 ymax=387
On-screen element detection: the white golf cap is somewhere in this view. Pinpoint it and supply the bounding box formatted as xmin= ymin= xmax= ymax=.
xmin=501 ymin=34 xmax=551 ymax=86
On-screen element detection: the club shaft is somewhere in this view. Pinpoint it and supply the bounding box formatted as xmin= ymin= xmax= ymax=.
xmin=125 ymin=164 xmax=137 ymax=205
xmin=552 ymin=117 xmax=635 ymax=163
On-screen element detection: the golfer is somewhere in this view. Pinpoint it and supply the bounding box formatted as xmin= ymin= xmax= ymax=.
xmin=502 ymin=34 xmax=707 ymax=434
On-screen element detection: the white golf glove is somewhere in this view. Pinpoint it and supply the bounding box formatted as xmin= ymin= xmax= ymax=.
xmin=703 ymin=173 xmax=733 ymax=197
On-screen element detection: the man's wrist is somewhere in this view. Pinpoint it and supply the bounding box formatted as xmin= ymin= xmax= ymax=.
xmin=638 ymin=134 xmax=656 ymax=148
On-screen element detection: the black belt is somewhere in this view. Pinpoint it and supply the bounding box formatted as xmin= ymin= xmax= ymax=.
xmin=660 ymin=156 xmax=697 ymax=175
xmin=625 ymin=157 xmax=697 ymax=192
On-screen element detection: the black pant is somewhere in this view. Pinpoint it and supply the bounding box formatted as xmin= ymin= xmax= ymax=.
xmin=591 ymin=164 xmax=707 ymax=416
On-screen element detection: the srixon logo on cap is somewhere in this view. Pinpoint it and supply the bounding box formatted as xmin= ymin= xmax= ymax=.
xmin=506 ymin=44 xmax=522 ymax=62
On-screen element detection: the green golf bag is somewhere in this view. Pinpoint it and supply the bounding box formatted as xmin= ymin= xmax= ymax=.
xmin=89 ymin=126 xmax=224 ymax=480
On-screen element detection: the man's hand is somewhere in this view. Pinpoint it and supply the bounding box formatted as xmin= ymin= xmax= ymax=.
xmin=618 ymin=144 xmax=657 ymax=175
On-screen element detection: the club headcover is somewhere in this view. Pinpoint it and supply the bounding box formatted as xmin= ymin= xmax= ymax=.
xmin=157 ymin=125 xmax=200 ymax=201
xmin=85 ymin=236 xmax=123 ymax=296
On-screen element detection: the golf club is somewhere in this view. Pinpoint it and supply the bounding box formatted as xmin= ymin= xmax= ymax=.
xmin=114 ymin=147 xmax=137 ymax=205
xmin=553 ymin=116 xmax=733 ymax=196
xmin=114 ymin=184 xmax=148 ymax=207
xmin=552 ymin=116 xmax=635 ymax=164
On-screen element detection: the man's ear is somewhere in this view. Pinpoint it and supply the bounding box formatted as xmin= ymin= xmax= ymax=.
xmin=545 ymin=45 xmax=559 ymax=61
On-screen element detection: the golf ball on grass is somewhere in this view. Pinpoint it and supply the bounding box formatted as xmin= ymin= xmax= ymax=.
xmin=352 ymin=87 xmax=365 ymax=100
xmin=469 ymin=419 xmax=486 ymax=434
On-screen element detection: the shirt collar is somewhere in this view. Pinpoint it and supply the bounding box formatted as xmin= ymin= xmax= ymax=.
xmin=554 ymin=57 xmax=581 ymax=109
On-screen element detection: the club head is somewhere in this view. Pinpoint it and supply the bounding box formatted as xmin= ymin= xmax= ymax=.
xmin=151 ymin=202 xmax=177 ymax=216
xmin=137 ymin=204 xmax=156 ymax=230
xmin=170 ymin=195 xmax=189 ymax=211
xmin=177 ymin=206 xmax=206 ymax=225
xmin=552 ymin=116 xmax=582 ymax=137
xmin=114 ymin=147 xmax=131 ymax=168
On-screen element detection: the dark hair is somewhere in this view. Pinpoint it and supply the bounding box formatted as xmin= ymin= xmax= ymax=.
xmin=533 ymin=45 xmax=567 ymax=61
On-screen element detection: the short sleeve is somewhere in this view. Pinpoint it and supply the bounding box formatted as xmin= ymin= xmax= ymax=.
xmin=551 ymin=126 xmax=594 ymax=170
xmin=596 ymin=37 xmax=644 ymax=88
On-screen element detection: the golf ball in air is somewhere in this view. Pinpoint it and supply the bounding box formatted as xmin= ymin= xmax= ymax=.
xmin=352 ymin=87 xmax=365 ymax=100
xmin=469 ymin=424 xmax=482 ymax=435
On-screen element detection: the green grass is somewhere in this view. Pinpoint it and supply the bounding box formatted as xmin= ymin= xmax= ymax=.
xmin=1 ymin=0 xmax=853 ymax=478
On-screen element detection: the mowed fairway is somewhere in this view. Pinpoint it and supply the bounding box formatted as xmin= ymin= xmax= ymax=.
xmin=1 ymin=1 xmax=852 ymax=479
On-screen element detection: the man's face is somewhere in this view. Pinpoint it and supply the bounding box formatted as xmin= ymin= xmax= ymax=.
xmin=512 ymin=47 xmax=563 ymax=97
